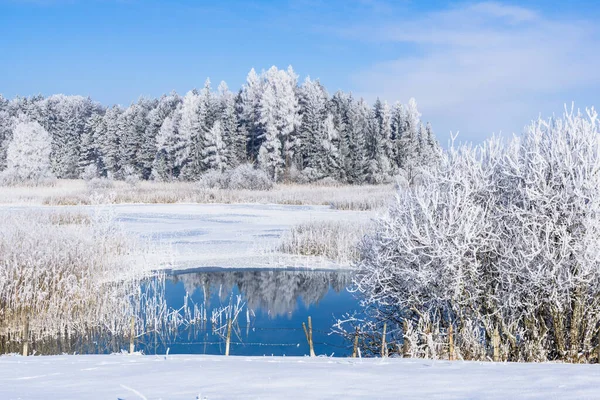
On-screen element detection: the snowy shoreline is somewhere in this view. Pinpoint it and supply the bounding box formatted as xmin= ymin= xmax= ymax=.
xmin=1 ymin=353 xmax=598 ymax=399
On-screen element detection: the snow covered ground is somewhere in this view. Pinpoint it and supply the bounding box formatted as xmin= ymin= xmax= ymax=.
xmin=1 ymin=354 xmax=598 ymax=399
xmin=114 ymin=203 xmax=372 ymax=270
xmin=1 ymin=203 xmax=373 ymax=270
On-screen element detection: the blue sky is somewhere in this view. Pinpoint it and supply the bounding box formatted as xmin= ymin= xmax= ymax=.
xmin=1 ymin=0 xmax=599 ymax=144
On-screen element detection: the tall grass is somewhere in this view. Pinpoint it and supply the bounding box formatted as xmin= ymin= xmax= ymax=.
xmin=278 ymin=220 xmax=371 ymax=265
xmin=0 ymin=179 xmax=394 ymax=211
xmin=0 ymin=207 xmax=162 ymax=354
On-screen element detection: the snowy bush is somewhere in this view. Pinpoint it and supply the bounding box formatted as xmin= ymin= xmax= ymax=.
xmin=0 ymin=115 xmax=55 ymax=186
xmin=350 ymin=107 xmax=600 ymax=363
xmin=227 ymin=164 xmax=273 ymax=191
xmin=86 ymin=176 xmax=114 ymax=190
xmin=123 ymin=165 xmax=140 ymax=188
xmin=197 ymin=164 xmax=274 ymax=191
xmin=197 ymin=169 xmax=228 ymax=189
xmin=81 ymin=164 xmax=99 ymax=181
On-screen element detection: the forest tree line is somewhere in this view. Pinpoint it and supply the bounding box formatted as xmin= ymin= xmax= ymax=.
xmin=0 ymin=66 xmax=440 ymax=184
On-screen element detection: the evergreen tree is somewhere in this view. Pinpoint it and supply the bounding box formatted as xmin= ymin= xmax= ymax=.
xmin=152 ymin=104 xmax=182 ymax=181
xmin=218 ymin=82 xmax=244 ymax=167
xmin=142 ymin=92 xmax=180 ymax=179
xmin=298 ymin=77 xmax=328 ymax=172
xmin=99 ymin=105 xmax=124 ymax=177
xmin=3 ymin=114 xmax=54 ymax=182
xmin=257 ymin=66 xmax=300 ymax=180
xmin=319 ymin=113 xmax=342 ymax=179
xmin=78 ymin=111 xmax=105 ymax=175
xmin=241 ymin=68 xmax=263 ymax=160
xmin=0 ymin=96 xmax=11 ymax=171
xmin=203 ymin=120 xmax=227 ymax=172
xmin=397 ymin=98 xmax=423 ymax=181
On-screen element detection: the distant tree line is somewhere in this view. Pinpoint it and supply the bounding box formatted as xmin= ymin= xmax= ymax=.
xmin=0 ymin=66 xmax=440 ymax=184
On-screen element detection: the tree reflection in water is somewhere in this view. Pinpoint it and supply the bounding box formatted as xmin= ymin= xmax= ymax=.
xmin=170 ymin=269 xmax=352 ymax=318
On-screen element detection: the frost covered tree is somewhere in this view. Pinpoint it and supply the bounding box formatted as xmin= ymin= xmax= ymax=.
xmin=152 ymin=104 xmax=182 ymax=180
xmin=2 ymin=115 xmax=54 ymax=184
xmin=218 ymin=82 xmax=244 ymax=167
xmin=351 ymin=107 xmax=600 ymax=363
xmin=240 ymin=68 xmax=263 ymax=160
xmin=203 ymin=120 xmax=227 ymax=172
xmin=98 ymin=105 xmax=124 ymax=177
xmin=78 ymin=111 xmax=105 ymax=175
xmin=176 ymin=90 xmax=202 ymax=176
xmin=142 ymin=92 xmax=180 ymax=179
xmin=0 ymin=97 xmax=12 ymax=171
xmin=0 ymin=65 xmax=437 ymax=184
xmin=298 ymin=77 xmax=328 ymax=175
xmin=257 ymin=66 xmax=300 ymax=181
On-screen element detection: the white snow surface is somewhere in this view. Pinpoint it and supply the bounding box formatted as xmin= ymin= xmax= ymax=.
xmin=1 ymin=354 xmax=598 ymax=399
xmin=112 ymin=203 xmax=371 ymax=270
xmin=2 ymin=203 xmax=373 ymax=271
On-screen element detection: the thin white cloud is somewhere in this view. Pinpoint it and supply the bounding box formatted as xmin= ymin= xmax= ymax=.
xmin=346 ymin=2 xmax=600 ymax=142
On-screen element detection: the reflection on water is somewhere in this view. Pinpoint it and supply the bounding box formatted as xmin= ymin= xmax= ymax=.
xmin=145 ymin=268 xmax=358 ymax=357
xmin=171 ymin=269 xmax=351 ymax=317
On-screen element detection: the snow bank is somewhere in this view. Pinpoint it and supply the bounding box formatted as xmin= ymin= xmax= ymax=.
xmin=0 ymin=354 xmax=597 ymax=399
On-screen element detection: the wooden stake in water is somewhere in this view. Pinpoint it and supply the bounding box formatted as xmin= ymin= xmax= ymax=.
xmin=352 ymin=327 xmax=360 ymax=358
xmin=308 ymin=316 xmax=315 ymax=357
xmin=225 ymin=317 xmax=232 ymax=356
xmin=129 ymin=316 xmax=135 ymax=354
xmin=22 ymin=317 xmax=29 ymax=357
xmin=302 ymin=317 xmax=316 ymax=357
xmin=381 ymin=322 xmax=387 ymax=358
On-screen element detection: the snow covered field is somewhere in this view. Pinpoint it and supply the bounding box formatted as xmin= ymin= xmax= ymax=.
xmin=1 ymin=354 xmax=598 ymax=399
xmin=116 ymin=203 xmax=373 ymax=270
xmin=0 ymin=203 xmax=373 ymax=270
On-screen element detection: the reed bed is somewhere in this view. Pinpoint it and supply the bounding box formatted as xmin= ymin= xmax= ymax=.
xmin=0 ymin=179 xmax=394 ymax=211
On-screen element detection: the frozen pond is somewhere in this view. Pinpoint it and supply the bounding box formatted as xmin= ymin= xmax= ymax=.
xmin=115 ymin=203 xmax=372 ymax=270
xmin=140 ymin=268 xmax=359 ymax=357
xmin=1 ymin=203 xmax=373 ymax=270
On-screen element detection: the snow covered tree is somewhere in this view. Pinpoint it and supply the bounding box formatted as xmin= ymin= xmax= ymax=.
xmin=217 ymin=82 xmax=244 ymax=167
xmin=0 ymin=96 xmax=12 ymax=171
xmin=78 ymin=111 xmax=105 ymax=175
xmin=142 ymin=92 xmax=180 ymax=179
xmin=2 ymin=115 xmax=54 ymax=184
xmin=298 ymin=77 xmax=328 ymax=173
xmin=203 ymin=120 xmax=227 ymax=172
xmin=152 ymin=104 xmax=182 ymax=181
xmin=318 ymin=113 xmax=342 ymax=179
xmin=118 ymin=99 xmax=152 ymax=177
xmin=0 ymin=65 xmax=437 ymax=184
xmin=240 ymin=68 xmax=263 ymax=160
xmin=176 ymin=90 xmax=202 ymax=176
xmin=257 ymin=66 xmax=300 ymax=180
xmin=98 ymin=105 xmax=123 ymax=178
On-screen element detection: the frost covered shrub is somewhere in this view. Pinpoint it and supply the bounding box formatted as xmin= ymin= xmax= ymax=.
xmin=197 ymin=169 xmax=228 ymax=189
xmin=123 ymin=165 xmax=140 ymax=188
xmin=227 ymin=164 xmax=273 ymax=190
xmin=0 ymin=115 xmax=55 ymax=186
xmin=197 ymin=164 xmax=273 ymax=191
xmin=86 ymin=176 xmax=114 ymax=190
xmin=350 ymin=108 xmax=600 ymax=363
xmin=81 ymin=164 xmax=99 ymax=181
